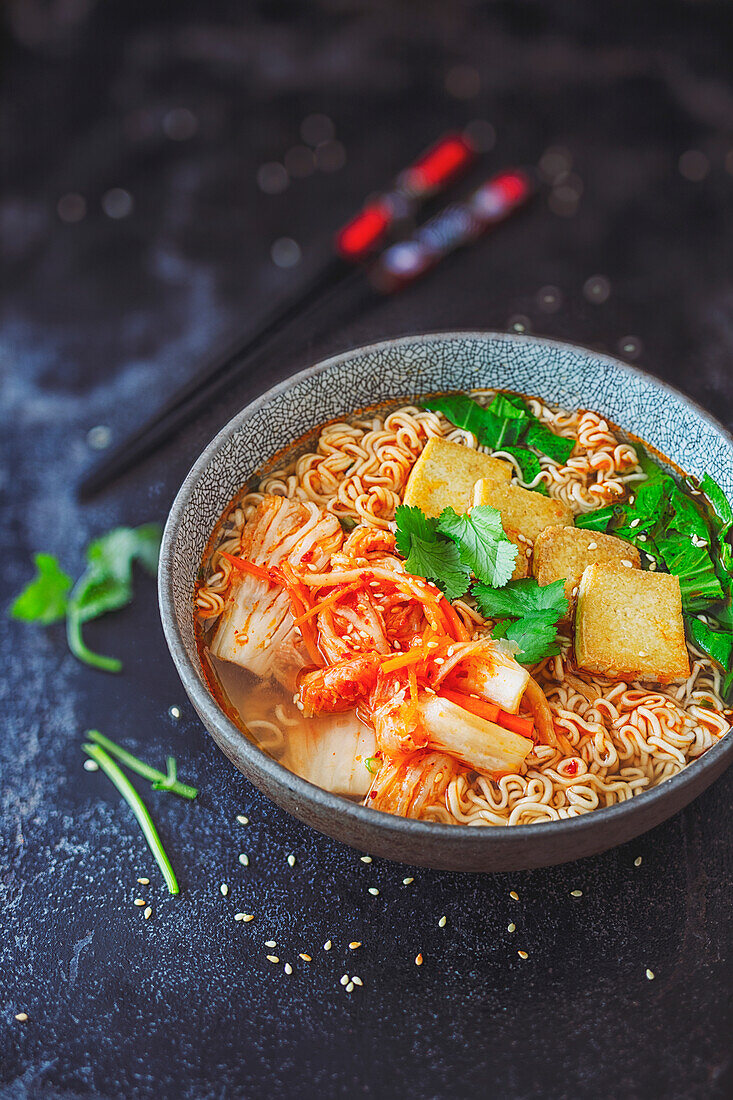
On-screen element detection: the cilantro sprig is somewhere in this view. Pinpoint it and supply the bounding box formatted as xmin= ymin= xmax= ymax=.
xmin=394 ymin=504 xmax=518 ymax=597
xmin=10 ymin=523 xmax=162 ymax=673
xmin=474 ymin=578 xmax=568 ymax=665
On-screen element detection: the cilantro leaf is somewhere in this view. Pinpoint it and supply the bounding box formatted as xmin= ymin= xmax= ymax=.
xmin=491 ymin=612 xmax=563 ymax=665
xmin=473 ymin=578 xmax=568 ymax=621
xmin=437 ymin=506 xmax=518 ymax=587
xmin=10 ymin=553 xmax=72 ymax=625
xmin=394 ymin=505 xmax=470 ymax=598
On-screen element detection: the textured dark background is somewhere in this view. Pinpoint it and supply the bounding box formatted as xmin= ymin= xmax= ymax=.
xmin=2 ymin=3 xmax=733 ymax=1098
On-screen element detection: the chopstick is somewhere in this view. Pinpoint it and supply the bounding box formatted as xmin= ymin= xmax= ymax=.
xmin=79 ymin=161 xmax=533 ymax=499
xmin=78 ymin=133 xmax=477 ymax=499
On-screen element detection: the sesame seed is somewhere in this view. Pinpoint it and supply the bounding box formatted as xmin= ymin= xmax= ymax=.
xmin=634 ymin=856 xmax=643 ymax=867
xmin=570 ymin=889 xmax=583 ymax=897
xmin=266 ymin=955 xmax=279 ymax=964
xmin=360 ymin=856 xmax=372 ymax=863
xmin=518 ymin=950 xmax=529 ymax=960
xmin=265 ymin=940 xmax=277 ymax=948
xmin=648 ymin=561 xmax=657 ymax=570
xmin=299 ymin=953 xmax=312 ymax=962
xmin=236 ymin=815 xmax=249 ymax=825
xmin=509 ymin=890 xmax=519 ymax=900
xmin=507 ymin=923 xmax=516 ymax=933
xmin=438 ymin=915 xmax=447 ymax=928
xmin=587 ymin=541 xmax=598 ymax=550
xmin=646 ymin=968 xmax=655 ymax=980
xmin=340 ymin=974 xmax=349 ymax=986
xmin=220 ymin=883 xmax=229 ymax=896
xmin=15 ymin=1013 xmax=28 ymax=1022
xmin=137 ymin=877 xmax=150 ymax=885
xmin=144 ymin=907 xmax=152 ymax=920
xmin=638 ymin=534 xmax=647 ymax=541
xmin=402 ymin=877 xmax=414 ymax=885
xmin=415 ymin=953 xmax=424 ymax=966
xmin=83 ymin=759 xmax=99 ymax=771
xmin=234 ymin=913 xmax=246 ymax=922
xmin=243 ymin=914 xmax=255 ymax=922
xmin=287 ymin=854 xmax=296 ymax=868
xmin=134 ymin=898 xmax=145 ymax=907
xmin=348 ymin=941 xmax=362 ymax=950
xmin=324 ymin=940 xmax=332 ymax=951
xmin=621 ymin=559 xmax=633 ymax=567
xmin=638 ymin=651 xmax=647 ymax=657
xmin=239 ymin=854 xmax=249 ymax=866
xmin=352 ymin=976 xmax=363 ymax=986
xmin=284 ymin=963 xmax=293 ymax=975
xmin=629 ymin=519 xmax=640 ymax=529
xmin=368 ymin=887 xmax=379 ymax=896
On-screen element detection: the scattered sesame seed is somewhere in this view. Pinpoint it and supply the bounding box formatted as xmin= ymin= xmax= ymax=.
xmin=586 ymin=540 xmax=598 ymax=549
xmin=638 ymin=651 xmax=647 ymax=657
xmin=234 ymin=913 xmax=246 ymax=922
xmin=220 ymin=883 xmax=229 ymax=896
xmin=438 ymin=915 xmax=447 ymax=927
xmin=638 ymin=534 xmax=647 ymax=541
xmin=236 ymin=815 xmax=249 ymax=825
xmin=284 ymin=963 xmax=293 ymax=975
xmin=629 ymin=519 xmax=640 ymax=529
xmin=368 ymin=887 xmax=379 ymax=896
xmin=299 ymin=953 xmax=312 ymax=962
xmin=360 ymin=856 xmax=372 ymax=863
xmin=415 ymin=953 xmax=424 ymax=966
xmin=403 ymin=877 xmax=414 ymax=885
xmin=168 ymin=706 xmax=181 ymax=720
xmin=634 ymin=856 xmax=643 ymax=867
xmin=83 ymin=759 xmax=99 ymax=771
xmin=134 ymin=898 xmax=145 ymax=907
xmin=570 ymin=889 xmax=583 ymax=897
xmin=243 ymin=914 xmax=255 ymax=922
xmin=287 ymin=853 xmax=296 ymax=868
xmin=518 ymin=950 xmax=529 ymax=960
xmin=621 ymin=559 xmax=633 ymax=567
xmin=340 ymin=974 xmax=349 ymax=986
xmin=144 ymin=907 xmax=152 ymax=920
xmin=509 ymin=890 xmax=519 ymax=901
xmin=352 ymin=976 xmax=363 ymax=987
xmin=15 ymin=1013 xmax=28 ymax=1022
xmin=648 ymin=561 xmax=657 ymax=571
xmin=265 ymin=940 xmax=277 ymax=948
xmin=346 ymin=981 xmax=354 ymax=993
xmin=137 ymin=877 xmax=150 ymax=885
xmin=507 ymin=923 xmax=516 ymax=933
xmin=348 ymin=941 xmax=362 ymax=950
xmin=646 ymin=968 xmax=655 ymax=980
xmin=266 ymin=955 xmax=279 ymax=964
xmin=324 ymin=940 xmax=332 ymax=951
xmin=239 ymin=854 xmax=249 ymax=866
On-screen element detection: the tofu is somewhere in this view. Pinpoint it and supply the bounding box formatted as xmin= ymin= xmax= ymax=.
xmin=575 ymin=564 xmax=690 ymax=683
xmin=473 ymin=478 xmax=574 ymax=545
xmin=404 ymin=438 xmax=511 ymax=517
xmin=533 ymin=526 xmax=641 ymax=619
xmin=505 ymin=526 xmax=531 ymax=580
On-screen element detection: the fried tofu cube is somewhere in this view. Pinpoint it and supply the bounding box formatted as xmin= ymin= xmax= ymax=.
xmin=403 ymin=438 xmax=512 ymax=517
xmin=533 ymin=526 xmax=641 ymax=618
xmin=575 ymin=564 xmax=690 ymax=683
xmin=473 ymin=478 xmax=574 ymax=544
xmin=505 ymin=526 xmax=531 ymax=580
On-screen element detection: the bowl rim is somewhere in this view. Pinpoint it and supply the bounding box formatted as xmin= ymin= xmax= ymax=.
xmin=159 ymin=330 xmax=733 ymax=847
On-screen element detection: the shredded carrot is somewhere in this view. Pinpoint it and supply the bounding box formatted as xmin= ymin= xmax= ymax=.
xmin=438 ymin=689 xmax=500 ymax=724
xmin=291 ymin=582 xmax=361 ymax=628
xmin=380 ymin=646 xmax=427 ymax=674
xmin=497 ymin=710 xmax=535 ymax=738
xmin=438 ymin=596 xmax=470 ymax=642
xmin=271 ymin=564 xmax=322 ymax=666
xmin=408 ymin=664 xmax=418 ymax=703
xmin=221 ymin=552 xmax=271 ymax=583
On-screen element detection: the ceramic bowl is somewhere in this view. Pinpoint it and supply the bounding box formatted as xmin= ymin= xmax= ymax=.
xmin=159 ymin=332 xmax=733 ymax=870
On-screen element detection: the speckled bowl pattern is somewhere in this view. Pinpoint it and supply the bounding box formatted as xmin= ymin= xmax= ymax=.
xmin=159 ymin=333 xmax=733 ymax=870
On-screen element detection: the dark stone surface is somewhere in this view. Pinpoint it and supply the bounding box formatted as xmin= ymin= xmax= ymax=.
xmin=1 ymin=3 xmax=732 ymax=1098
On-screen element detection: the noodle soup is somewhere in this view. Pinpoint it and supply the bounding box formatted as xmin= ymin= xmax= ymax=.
xmin=195 ymin=391 xmax=732 ymax=826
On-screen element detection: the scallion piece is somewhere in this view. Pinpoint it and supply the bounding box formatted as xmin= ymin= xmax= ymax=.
xmin=82 ymin=742 xmax=180 ymax=894
xmin=86 ymin=729 xmax=197 ymax=800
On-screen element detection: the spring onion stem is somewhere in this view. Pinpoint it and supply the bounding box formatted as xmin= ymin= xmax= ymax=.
xmin=83 ymin=742 xmax=180 ymax=894
xmin=86 ymin=730 xmax=197 ymax=800
xmin=66 ymin=603 xmax=122 ymax=673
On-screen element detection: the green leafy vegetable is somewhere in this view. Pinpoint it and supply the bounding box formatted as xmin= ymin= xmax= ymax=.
xmin=437 ymin=506 xmax=518 ymax=588
xmin=699 ymin=473 xmax=733 ymax=538
xmin=523 ymin=422 xmax=574 ymax=464
xmin=10 ymin=554 xmax=72 ymax=625
xmin=10 ymin=524 xmax=162 ymax=673
xmin=501 ymin=447 xmax=549 ymax=494
xmin=658 ymin=537 xmax=724 ymax=611
xmin=685 ymin=616 xmax=733 ymax=673
xmin=86 ymin=729 xmax=197 ymax=800
xmin=394 ymin=505 xmax=471 ymax=598
xmin=574 ymin=506 xmax=616 ymax=532
xmin=82 ymin=741 xmax=180 ymax=894
xmin=425 ymin=391 xmax=574 ymax=465
xmin=473 ymin=577 xmax=568 ymax=621
xmin=491 ymin=612 xmax=564 ymax=665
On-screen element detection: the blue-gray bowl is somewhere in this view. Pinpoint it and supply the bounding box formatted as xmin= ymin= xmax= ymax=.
xmin=159 ymin=333 xmax=733 ymax=870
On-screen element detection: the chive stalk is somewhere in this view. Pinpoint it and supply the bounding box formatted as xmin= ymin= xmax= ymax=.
xmin=82 ymin=742 xmax=180 ymax=894
xmin=86 ymin=729 xmax=197 ymax=800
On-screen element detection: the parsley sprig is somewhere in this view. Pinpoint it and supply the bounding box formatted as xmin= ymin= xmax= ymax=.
xmin=474 ymin=578 xmax=569 ymax=665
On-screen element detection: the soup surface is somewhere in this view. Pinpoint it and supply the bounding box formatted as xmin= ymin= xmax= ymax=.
xmin=195 ymin=390 xmax=732 ymax=826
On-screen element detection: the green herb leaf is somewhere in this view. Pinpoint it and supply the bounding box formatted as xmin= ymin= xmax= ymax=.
xmin=437 ymin=506 xmax=518 ymax=588
xmin=473 ymin=577 xmax=568 ymax=621
xmin=491 ymin=612 xmax=563 ymax=665
xmin=394 ymin=506 xmax=471 ymax=598
xmin=10 ymin=553 xmax=72 ymax=625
